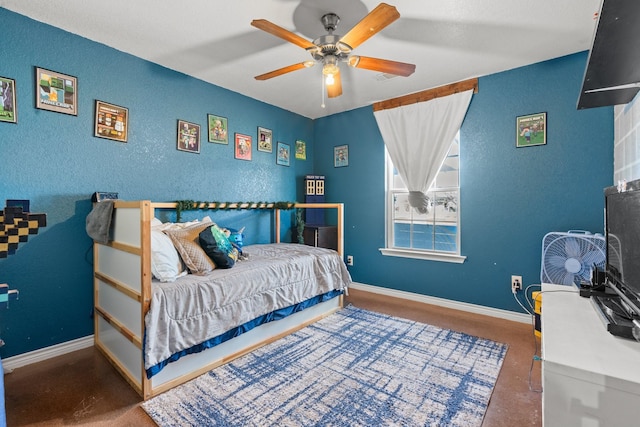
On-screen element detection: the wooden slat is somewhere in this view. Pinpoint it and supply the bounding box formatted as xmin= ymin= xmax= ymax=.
xmin=94 ymin=271 xmax=142 ymax=302
xmin=103 ymin=240 xmax=141 ymax=256
xmin=94 ymin=305 xmax=142 ymax=348
xmin=373 ymin=78 xmax=478 ymax=111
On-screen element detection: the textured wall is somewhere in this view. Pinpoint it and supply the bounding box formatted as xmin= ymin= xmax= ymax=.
xmin=0 ymin=9 xmax=314 ymax=357
xmin=315 ymin=52 xmax=614 ymax=312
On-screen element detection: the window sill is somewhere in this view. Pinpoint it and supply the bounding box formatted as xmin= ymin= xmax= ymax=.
xmin=379 ymin=248 xmax=466 ymax=264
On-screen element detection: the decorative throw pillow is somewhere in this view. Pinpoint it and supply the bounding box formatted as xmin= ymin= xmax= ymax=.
xmin=199 ymin=224 xmax=239 ymax=269
xmin=164 ymin=221 xmax=216 ymax=275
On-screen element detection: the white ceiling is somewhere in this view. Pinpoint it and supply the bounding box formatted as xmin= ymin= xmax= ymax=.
xmin=2 ymin=0 xmax=602 ymax=119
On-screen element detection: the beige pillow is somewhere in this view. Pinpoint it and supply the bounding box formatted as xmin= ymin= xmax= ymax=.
xmin=164 ymin=221 xmax=216 ymax=275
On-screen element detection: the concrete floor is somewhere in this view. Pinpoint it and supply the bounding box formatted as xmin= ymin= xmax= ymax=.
xmin=4 ymin=288 xmax=541 ymax=426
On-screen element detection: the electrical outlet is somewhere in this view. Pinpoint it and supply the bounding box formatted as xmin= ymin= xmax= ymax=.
xmin=346 ymin=255 xmax=354 ymax=266
xmin=511 ymin=275 xmax=522 ymax=293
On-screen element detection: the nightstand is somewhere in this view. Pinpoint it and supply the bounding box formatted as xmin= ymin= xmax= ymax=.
xmin=302 ymin=225 xmax=337 ymax=251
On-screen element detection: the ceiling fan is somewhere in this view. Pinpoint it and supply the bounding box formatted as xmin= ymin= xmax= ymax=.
xmin=251 ymin=3 xmax=416 ymax=98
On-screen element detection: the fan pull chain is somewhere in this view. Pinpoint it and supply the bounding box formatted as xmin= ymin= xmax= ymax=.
xmin=321 ymin=76 xmax=326 ymax=108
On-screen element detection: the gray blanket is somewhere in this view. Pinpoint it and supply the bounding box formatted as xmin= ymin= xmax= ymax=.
xmin=85 ymin=200 xmax=114 ymax=244
xmin=144 ymin=243 xmax=351 ymax=370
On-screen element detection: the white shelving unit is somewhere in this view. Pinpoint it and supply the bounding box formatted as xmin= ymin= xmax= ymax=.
xmin=541 ymin=283 xmax=640 ymax=426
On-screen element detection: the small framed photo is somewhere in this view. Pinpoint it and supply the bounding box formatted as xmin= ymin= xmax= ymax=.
xmin=516 ymin=112 xmax=546 ymax=148
xmin=0 ymin=76 xmax=17 ymax=123
xmin=177 ymin=120 xmax=201 ymax=153
xmin=258 ymin=127 xmax=273 ymax=153
xmin=295 ymin=140 xmax=306 ymax=160
xmin=94 ymin=100 xmax=128 ymax=142
xmin=208 ymin=114 xmax=228 ymax=144
xmin=334 ymin=144 xmax=349 ymax=167
xmin=235 ymin=133 xmax=252 ymax=161
xmin=276 ymin=142 xmax=290 ymax=166
xmin=35 ymin=67 xmax=77 ymax=116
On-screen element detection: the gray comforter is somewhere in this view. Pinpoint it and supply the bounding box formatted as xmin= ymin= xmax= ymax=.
xmin=144 ymin=243 xmax=351 ymax=370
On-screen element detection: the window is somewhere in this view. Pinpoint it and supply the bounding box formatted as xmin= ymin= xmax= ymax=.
xmin=381 ymin=132 xmax=465 ymax=263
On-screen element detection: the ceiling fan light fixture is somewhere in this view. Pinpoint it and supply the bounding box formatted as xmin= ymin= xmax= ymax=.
xmin=322 ymin=55 xmax=339 ymax=77
xmin=322 ymin=62 xmax=339 ymax=76
xmin=325 ymin=73 xmax=335 ymax=85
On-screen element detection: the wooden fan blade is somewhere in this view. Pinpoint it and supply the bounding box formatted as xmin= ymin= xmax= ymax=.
xmin=338 ymin=3 xmax=400 ymax=50
xmin=255 ymin=62 xmax=311 ymax=80
xmin=251 ymin=19 xmax=316 ymax=50
xmin=348 ymin=56 xmax=415 ymax=77
xmin=327 ymin=70 xmax=343 ymax=98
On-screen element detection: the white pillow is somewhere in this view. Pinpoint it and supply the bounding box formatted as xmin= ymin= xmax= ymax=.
xmin=151 ymin=229 xmax=186 ymax=282
xmin=150 ymin=216 xmax=213 ymax=281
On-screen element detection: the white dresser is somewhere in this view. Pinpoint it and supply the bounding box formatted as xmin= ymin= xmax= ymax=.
xmin=541 ymin=283 xmax=640 ymax=426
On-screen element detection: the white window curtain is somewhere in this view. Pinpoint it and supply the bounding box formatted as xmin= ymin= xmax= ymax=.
xmin=374 ymin=89 xmax=473 ymax=213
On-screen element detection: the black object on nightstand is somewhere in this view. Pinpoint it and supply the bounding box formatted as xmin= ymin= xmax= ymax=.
xmin=302 ymin=225 xmax=337 ymax=250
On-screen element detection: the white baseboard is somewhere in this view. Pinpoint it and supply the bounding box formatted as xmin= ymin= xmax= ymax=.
xmin=2 ymin=335 xmax=94 ymax=373
xmin=349 ymin=282 xmax=532 ymax=324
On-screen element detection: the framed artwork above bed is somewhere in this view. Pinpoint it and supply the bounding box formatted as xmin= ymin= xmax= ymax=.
xmin=276 ymin=142 xmax=290 ymax=166
xmin=207 ymin=114 xmax=228 ymax=144
xmin=94 ymin=100 xmax=128 ymax=142
xmin=35 ymin=67 xmax=77 ymax=116
xmin=258 ymin=127 xmax=272 ymax=153
xmin=0 ymin=76 xmax=17 ymax=123
xmin=177 ymin=120 xmax=201 ymax=153
xmin=234 ymin=133 xmax=252 ymax=161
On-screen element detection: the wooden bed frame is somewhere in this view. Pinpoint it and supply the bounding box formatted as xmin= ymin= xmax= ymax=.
xmin=93 ymin=201 xmax=344 ymax=400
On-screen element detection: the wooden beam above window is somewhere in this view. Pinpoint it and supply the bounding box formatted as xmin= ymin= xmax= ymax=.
xmin=373 ymin=78 xmax=478 ymax=112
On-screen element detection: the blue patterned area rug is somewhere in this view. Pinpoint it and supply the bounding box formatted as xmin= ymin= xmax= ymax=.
xmin=142 ymin=305 xmax=507 ymax=426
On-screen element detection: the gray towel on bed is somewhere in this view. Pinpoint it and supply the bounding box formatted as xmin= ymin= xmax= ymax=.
xmin=86 ymin=200 xmax=114 ymax=244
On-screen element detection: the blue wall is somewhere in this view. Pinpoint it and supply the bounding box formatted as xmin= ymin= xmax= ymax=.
xmin=0 ymin=9 xmax=314 ymax=358
xmin=315 ymin=52 xmax=613 ymax=312
xmin=0 ymin=7 xmax=615 ymax=359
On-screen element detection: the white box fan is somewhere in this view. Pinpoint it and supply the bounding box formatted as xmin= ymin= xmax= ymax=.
xmin=540 ymin=231 xmax=606 ymax=286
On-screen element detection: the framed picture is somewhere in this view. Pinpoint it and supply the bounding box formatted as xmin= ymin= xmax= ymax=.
xmin=334 ymin=144 xmax=349 ymax=167
xmin=94 ymin=100 xmax=128 ymax=142
xmin=258 ymin=127 xmax=273 ymax=153
xmin=516 ymin=112 xmax=546 ymax=147
xmin=207 ymin=114 xmax=228 ymax=144
xmin=0 ymin=76 xmax=17 ymax=123
xmin=35 ymin=67 xmax=77 ymax=116
xmin=295 ymin=140 xmax=306 ymax=160
xmin=177 ymin=120 xmax=201 ymax=153
xmin=235 ymin=133 xmax=252 ymax=161
xmin=276 ymin=142 xmax=290 ymax=166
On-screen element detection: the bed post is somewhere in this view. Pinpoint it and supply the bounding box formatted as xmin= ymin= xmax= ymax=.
xmin=140 ymin=201 xmax=153 ymax=399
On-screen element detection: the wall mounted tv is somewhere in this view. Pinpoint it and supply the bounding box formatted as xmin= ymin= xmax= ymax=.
xmin=603 ymin=178 xmax=640 ymax=340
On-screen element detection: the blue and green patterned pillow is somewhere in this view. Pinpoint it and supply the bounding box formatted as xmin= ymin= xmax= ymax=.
xmin=198 ymin=224 xmax=239 ymax=269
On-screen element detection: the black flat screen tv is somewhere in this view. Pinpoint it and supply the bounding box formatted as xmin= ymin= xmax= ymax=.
xmin=604 ymin=178 xmax=640 ymax=322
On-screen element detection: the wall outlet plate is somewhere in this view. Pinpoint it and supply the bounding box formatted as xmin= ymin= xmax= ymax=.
xmin=511 ymin=275 xmax=522 ymax=293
